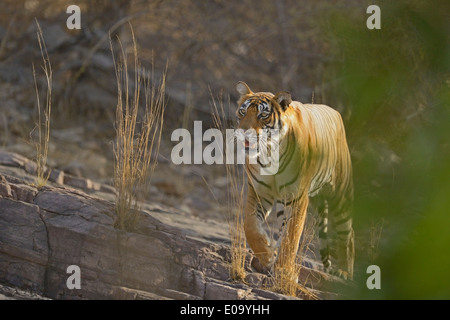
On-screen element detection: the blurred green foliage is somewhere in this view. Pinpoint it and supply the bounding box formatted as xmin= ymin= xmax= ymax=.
xmin=323 ymin=0 xmax=449 ymax=298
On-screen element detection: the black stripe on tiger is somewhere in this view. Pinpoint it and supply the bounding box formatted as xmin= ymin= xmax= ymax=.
xmin=247 ymin=167 xmax=272 ymax=190
xmin=275 ymin=194 xmax=302 ymax=207
xmin=318 ymin=228 xmax=328 ymax=239
xmin=279 ymin=168 xmax=300 ymax=191
xmin=276 ymin=133 xmax=296 ymax=175
xmin=335 ymin=214 xmax=352 ymax=226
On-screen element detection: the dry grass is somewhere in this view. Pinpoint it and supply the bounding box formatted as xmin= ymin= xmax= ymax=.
xmin=110 ymin=26 xmax=166 ymax=231
xmin=210 ymin=93 xmax=247 ymax=281
xmin=271 ymin=211 xmax=318 ymax=298
xmin=226 ymin=165 xmax=247 ymax=281
xmin=31 ymin=20 xmax=52 ymax=188
xmin=268 ymin=199 xmax=318 ymax=299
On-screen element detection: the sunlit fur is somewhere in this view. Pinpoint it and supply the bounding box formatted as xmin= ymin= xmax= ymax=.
xmin=235 ymin=81 xmax=354 ymax=279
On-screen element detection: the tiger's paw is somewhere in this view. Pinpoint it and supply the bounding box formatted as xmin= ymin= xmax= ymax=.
xmin=250 ymin=256 xmax=273 ymax=274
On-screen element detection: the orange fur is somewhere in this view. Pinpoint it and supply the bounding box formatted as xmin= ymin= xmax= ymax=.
xmin=235 ymin=82 xmax=354 ymax=279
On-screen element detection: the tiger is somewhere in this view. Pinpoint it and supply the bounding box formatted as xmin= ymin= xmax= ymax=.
xmin=235 ymin=81 xmax=354 ymax=280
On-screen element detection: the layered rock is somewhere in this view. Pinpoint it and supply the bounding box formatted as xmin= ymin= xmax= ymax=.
xmin=0 ymin=151 xmax=347 ymax=300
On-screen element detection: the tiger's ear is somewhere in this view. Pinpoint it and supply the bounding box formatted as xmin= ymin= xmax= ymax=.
xmin=236 ymin=81 xmax=253 ymax=96
xmin=274 ymin=91 xmax=292 ymax=110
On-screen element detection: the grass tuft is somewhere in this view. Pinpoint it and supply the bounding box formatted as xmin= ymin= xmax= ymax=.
xmin=32 ymin=19 xmax=52 ymax=189
xmin=110 ymin=25 xmax=166 ymax=231
xmin=269 ymin=203 xmax=318 ymax=299
xmin=210 ymin=93 xmax=247 ymax=281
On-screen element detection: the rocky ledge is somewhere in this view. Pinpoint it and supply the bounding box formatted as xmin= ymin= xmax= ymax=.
xmin=0 ymin=151 xmax=348 ymax=300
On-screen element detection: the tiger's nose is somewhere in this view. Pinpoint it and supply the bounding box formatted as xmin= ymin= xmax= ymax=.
xmin=235 ymin=128 xmax=257 ymax=148
xmin=237 ymin=119 xmax=251 ymax=131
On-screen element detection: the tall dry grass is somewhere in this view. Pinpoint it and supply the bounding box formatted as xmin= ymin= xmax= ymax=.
xmin=225 ymin=163 xmax=247 ymax=281
xmin=110 ymin=27 xmax=166 ymax=231
xmin=210 ymin=93 xmax=247 ymax=281
xmin=32 ymin=20 xmax=52 ymax=188
xmin=269 ymin=199 xmax=318 ymax=299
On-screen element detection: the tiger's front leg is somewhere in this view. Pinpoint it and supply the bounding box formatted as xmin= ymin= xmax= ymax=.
xmin=244 ymin=186 xmax=275 ymax=273
xmin=274 ymin=194 xmax=309 ymax=274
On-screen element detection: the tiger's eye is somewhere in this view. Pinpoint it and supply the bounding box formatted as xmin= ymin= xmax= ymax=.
xmin=259 ymin=112 xmax=270 ymax=119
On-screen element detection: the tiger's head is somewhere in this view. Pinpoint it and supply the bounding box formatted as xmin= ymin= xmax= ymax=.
xmin=235 ymin=81 xmax=291 ymax=131
xmin=235 ymin=81 xmax=291 ymax=152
